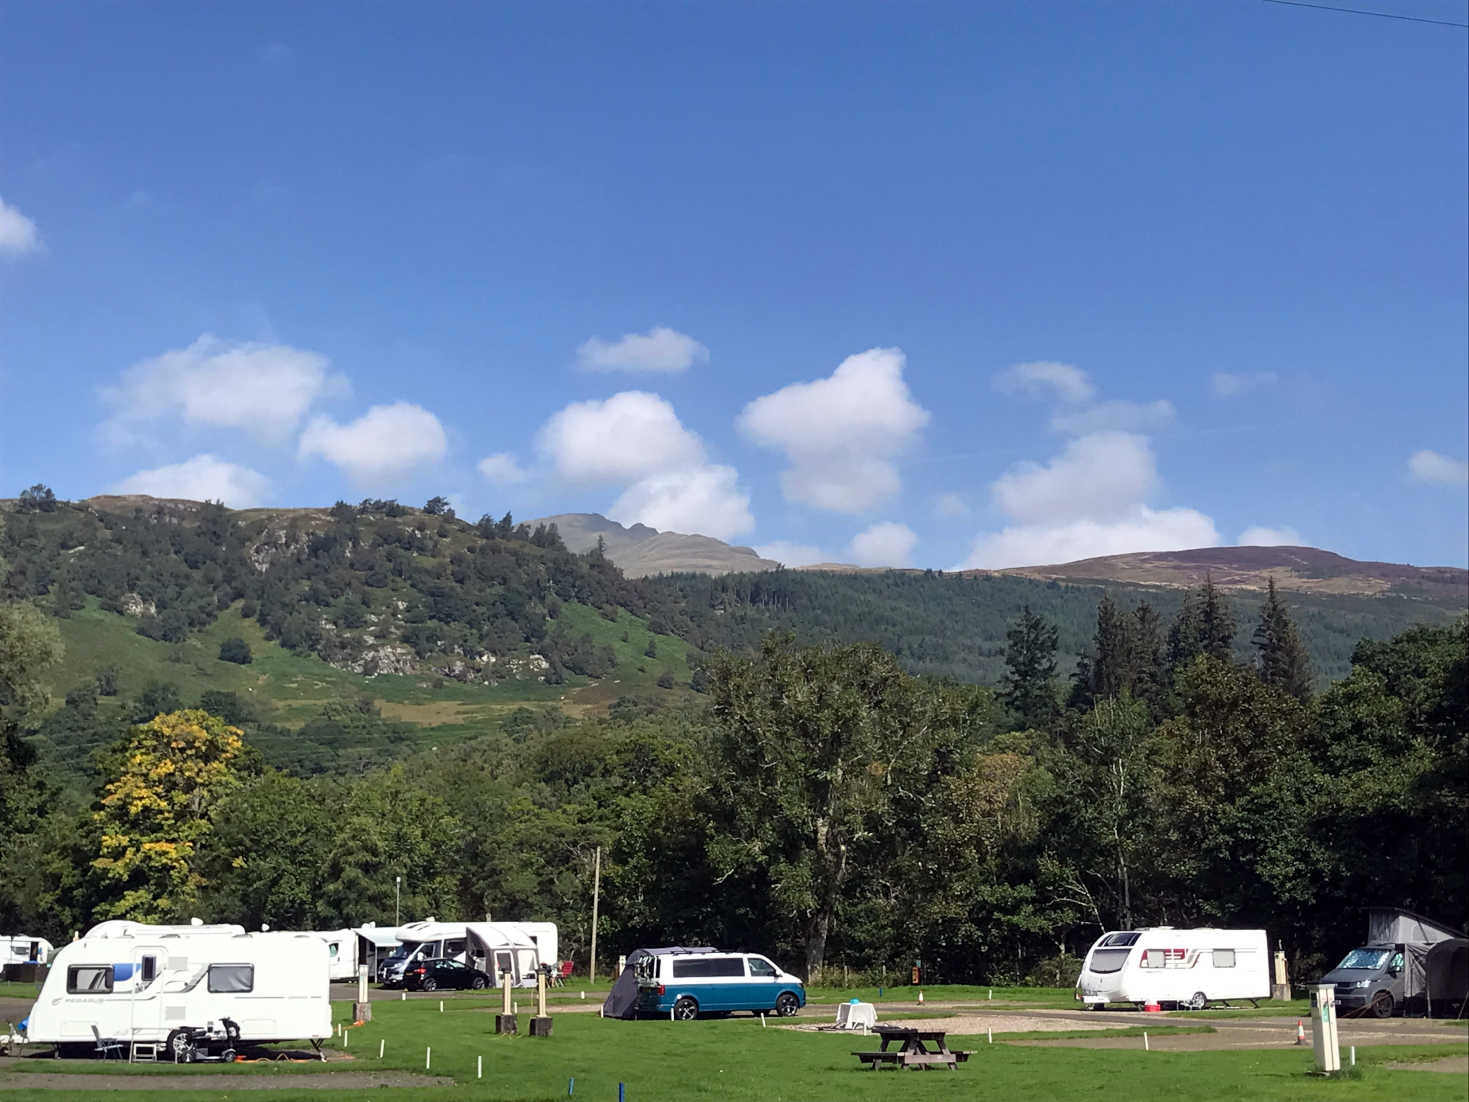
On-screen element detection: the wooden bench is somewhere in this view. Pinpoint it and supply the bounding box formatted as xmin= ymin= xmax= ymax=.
xmin=851 ymin=1047 xmax=973 ymax=1070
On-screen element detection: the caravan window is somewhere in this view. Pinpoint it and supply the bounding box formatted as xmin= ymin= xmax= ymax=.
xmin=207 ymin=965 xmax=255 ymax=993
xmin=1212 ymin=949 xmax=1236 ymax=968
xmin=1088 ymin=949 xmax=1132 ymax=974
xmin=1101 ymin=932 xmax=1140 ymax=947
xmin=66 ymin=965 xmax=114 ymax=994
xmin=141 ymin=956 xmax=157 ymax=983
xmin=672 ymin=956 xmax=745 ymax=978
xmin=1139 ymin=949 xmax=1165 ymax=969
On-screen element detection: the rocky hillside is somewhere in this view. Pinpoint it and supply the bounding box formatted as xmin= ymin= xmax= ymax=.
xmin=532 ymin=513 xmax=780 ymax=577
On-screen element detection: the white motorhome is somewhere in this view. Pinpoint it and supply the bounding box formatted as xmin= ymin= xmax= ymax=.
xmin=1076 ymin=927 xmax=1270 ymax=1010
xmin=21 ymin=928 xmax=331 ymax=1059
xmin=2 ymin=935 xmax=55 ymax=966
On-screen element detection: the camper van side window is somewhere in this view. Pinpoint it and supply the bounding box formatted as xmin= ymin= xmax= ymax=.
xmin=207 ymin=964 xmax=255 ymax=993
xmin=444 ymin=939 xmax=467 ymax=957
xmin=672 ymin=957 xmax=746 ymax=978
xmin=1212 ymin=949 xmax=1236 ymax=968
xmin=66 ymin=966 xmax=114 ymax=994
xmin=141 ymin=956 xmax=157 ymax=983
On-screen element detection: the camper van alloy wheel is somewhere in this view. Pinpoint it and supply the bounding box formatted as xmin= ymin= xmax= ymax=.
xmin=673 ymin=996 xmax=698 ymax=1020
xmin=1185 ymin=992 xmax=1208 ymax=1011
xmin=1370 ymin=992 xmax=1394 ymax=1018
xmin=775 ymin=992 xmax=800 ymax=1017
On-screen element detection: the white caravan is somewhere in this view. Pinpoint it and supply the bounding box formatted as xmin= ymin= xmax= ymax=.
xmin=85 ymin=920 xmax=245 ymax=939
xmin=305 ymin=929 xmax=360 ymax=982
xmin=2 ymin=935 xmax=54 ymax=966
xmin=465 ymin=922 xmax=558 ymax=987
xmin=21 ymin=928 xmax=331 ymax=1058
xmin=385 ymin=919 xmax=556 ymax=988
xmin=1076 ymin=927 xmax=1270 ymax=1010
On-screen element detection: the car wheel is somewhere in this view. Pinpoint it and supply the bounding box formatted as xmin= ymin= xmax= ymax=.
xmin=220 ymin=1048 xmax=237 ymax=1063
xmin=775 ymin=992 xmax=800 ymax=1017
xmin=471 ymin=975 xmax=487 ymax=990
xmin=1186 ymin=991 xmax=1208 ymax=1011
xmin=673 ymin=996 xmax=699 ymax=1021
xmin=422 ymin=977 xmax=437 ymax=993
xmin=1370 ymin=992 xmax=1394 ymax=1019
xmin=166 ymin=1028 xmax=195 ymax=1063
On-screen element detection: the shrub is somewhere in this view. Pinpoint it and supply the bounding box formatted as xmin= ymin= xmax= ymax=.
xmin=218 ymin=637 xmax=253 ymax=664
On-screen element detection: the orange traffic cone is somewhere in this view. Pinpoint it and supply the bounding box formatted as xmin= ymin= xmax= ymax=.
xmin=1294 ymin=1019 xmax=1306 ymax=1045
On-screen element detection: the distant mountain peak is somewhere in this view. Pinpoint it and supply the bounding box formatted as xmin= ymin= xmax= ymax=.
xmin=531 ymin=513 xmax=781 ymax=577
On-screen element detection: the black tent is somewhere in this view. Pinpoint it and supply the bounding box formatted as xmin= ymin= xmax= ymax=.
xmin=1424 ymin=939 xmax=1468 ymax=1015
xmin=602 ymin=947 xmax=717 ymax=1020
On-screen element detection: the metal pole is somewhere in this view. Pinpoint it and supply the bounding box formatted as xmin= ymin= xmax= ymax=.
xmin=589 ymin=846 xmax=601 ymax=985
xmin=395 ymin=876 xmax=401 ymax=927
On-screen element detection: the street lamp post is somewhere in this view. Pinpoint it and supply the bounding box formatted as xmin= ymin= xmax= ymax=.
xmin=395 ymin=876 xmax=401 ymax=927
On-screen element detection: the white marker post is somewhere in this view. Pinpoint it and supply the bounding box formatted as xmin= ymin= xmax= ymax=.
xmin=1143 ymin=1032 xmax=1150 ymax=1052
xmin=379 ymin=1039 xmax=385 ymax=1059
xmin=478 ymin=1055 xmax=483 ymax=1079
xmin=426 ymin=1046 xmax=432 ymax=1070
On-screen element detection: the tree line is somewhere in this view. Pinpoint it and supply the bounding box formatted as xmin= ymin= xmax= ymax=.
xmin=3 ymin=560 xmax=1462 ymax=985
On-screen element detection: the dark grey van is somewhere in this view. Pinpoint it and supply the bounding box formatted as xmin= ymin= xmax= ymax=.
xmin=1320 ymin=945 xmax=1405 ymax=1017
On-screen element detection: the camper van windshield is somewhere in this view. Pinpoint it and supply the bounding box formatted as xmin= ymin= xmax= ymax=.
xmin=1088 ymin=948 xmax=1133 ymax=974
xmin=1337 ymin=948 xmax=1391 ymax=971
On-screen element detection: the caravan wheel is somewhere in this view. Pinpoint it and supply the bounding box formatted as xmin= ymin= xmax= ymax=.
xmin=1185 ymin=992 xmax=1208 ymax=1011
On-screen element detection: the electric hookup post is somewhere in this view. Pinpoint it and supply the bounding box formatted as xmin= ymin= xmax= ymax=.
xmin=354 ymin=964 xmax=372 ymax=1023
xmin=496 ymin=969 xmax=518 ymax=1035
xmin=1307 ymin=983 xmax=1340 ymax=1074
xmin=530 ymin=967 xmax=553 ymax=1037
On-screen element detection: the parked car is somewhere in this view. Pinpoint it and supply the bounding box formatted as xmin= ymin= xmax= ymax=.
xmin=378 ymin=951 xmax=410 ymax=987
xmin=634 ymin=951 xmax=805 ymax=1019
xmin=404 ymin=957 xmax=492 ymax=992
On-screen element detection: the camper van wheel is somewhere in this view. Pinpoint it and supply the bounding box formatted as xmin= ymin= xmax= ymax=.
xmin=166 ymin=1028 xmax=196 ymax=1063
xmin=471 ymin=976 xmax=487 ymax=990
xmin=1185 ymin=992 xmax=1208 ymax=1011
xmin=673 ymin=996 xmax=699 ymax=1021
xmin=775 ymin=992 xmax=800 ymax=1017
xmin=1370 ymin=992 xmax=1394 ymax=1019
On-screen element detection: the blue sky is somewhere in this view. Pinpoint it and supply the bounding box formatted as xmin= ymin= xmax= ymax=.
xmin=1 ymin=1 xmax=1465 ymax=569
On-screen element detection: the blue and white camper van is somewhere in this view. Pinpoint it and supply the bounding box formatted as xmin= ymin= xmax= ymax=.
xmin=634 ymin=950 xmax=805 ymax=1020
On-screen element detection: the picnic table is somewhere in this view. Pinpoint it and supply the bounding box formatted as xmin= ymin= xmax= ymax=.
xmin=851 ymin=1026 xmax=971 ymax=1071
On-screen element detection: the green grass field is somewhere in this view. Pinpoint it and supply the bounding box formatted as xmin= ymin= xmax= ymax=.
xmin=2 ymin=993 xmax=1464 ymax=1102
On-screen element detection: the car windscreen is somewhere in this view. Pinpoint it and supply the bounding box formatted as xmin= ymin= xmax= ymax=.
xmin=1336 ymin=948 xmax=1391 ymax=971
xmin=1087 ymin=948 xmax=1133 ymax=974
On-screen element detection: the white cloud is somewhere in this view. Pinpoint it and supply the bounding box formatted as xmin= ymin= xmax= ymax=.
xmin=112 ymin=454 xmax=271 ymax=507
xmin=477 ymin=452 xmax=531 ymax=487
xmin=298 ymin=402 xmax=448 ymax=485
xmin=994 ymin=361 xmax=1095 ymax=404
xmin=537 ymin=391 xmax=705 ymax=486
xmin=1238 ymin=525 xmax=1304 ymax=546
xmin=0 ymin=196 xmax=41 ymax=256
xmin=102 ymin=335 xmax=347 ymax=447
xmin=754 ymin=541 xmax=832 ymax=568
xmin=738 ymin=347 xmax=929 ymax=513
xmin=848 ymin=522 xmax=918 ymax=568
xmin=1051 ymin=399 xmax=1175 ymax=436
xmin=577 ymin=327 xmax=710 ymax=373
xmin=961 ymin=506 xmax=1220 ymax=569
xmin=933 ymin=492 xmax=971 ymax=519
xmin=1210 ymin=371 xmax=1279 ymax=398
xmin=992 ymin=432 xmax=1159 ymax=525
xmin=1408 ymin=449 xmax=1468 ymax=487
xmin=608 ymin=464 xmax=753 ymax=541
xmin=959 ymin=431 xmax=1221 ymax=568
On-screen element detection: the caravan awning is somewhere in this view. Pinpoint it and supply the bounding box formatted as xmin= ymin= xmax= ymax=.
xmin=354 ymin=927 xmax=401 ymax=948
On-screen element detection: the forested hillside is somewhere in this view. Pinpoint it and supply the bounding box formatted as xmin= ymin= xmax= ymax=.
xmin=2 ymin=488 xmax=1463 ymax=787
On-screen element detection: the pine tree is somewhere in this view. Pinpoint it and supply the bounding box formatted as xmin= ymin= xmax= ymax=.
xmin=1252 ymin=577 xmax=1313 ymax=700
xmin=1167 ymin=589 xmax=1204 ymax=672
xmin=1090 ymin=594 xmax=1135 ymax=700
xmin=1198 ymin=574 xmax=1237 ymax=661
xmin=1130 ymin=601 xmax=1167 ymax=711
xmin=1000 ymin=605 xmax=1060 ymax=730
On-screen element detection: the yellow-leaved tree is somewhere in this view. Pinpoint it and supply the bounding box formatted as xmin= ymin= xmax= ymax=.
xmin=92 ymin=709 xmax=248 ymax=921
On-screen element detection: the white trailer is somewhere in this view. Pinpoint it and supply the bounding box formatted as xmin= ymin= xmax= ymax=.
xmin=1076 ymin=927 xmax=1270 ymax=1010
xmin=304 ymin=929 xmax=360 ymax=982
xmin=2 ymin=935 xmax=55 ymax=966
xmin=21 ymin=929 xmax=331 ymax=1059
